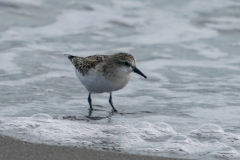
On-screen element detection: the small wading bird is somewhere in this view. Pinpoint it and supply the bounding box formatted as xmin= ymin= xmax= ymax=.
xmin=66 ymin=52 xmax=147 ymax=112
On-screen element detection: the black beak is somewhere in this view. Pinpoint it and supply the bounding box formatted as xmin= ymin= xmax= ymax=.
xmin=133 ymin=67 xmax=147 ymax=79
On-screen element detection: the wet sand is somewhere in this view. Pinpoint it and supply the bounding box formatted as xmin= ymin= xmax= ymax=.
xmin=0 ymin=134 xmax=186 ymax=160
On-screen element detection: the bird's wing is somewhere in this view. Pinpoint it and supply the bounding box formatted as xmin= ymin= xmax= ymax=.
xmin=67 ymin=55 xmax=109 ymax=75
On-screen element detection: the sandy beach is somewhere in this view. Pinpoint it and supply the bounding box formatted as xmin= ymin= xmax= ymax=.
xmin=0 ymin=135 xmax=184 ymax=160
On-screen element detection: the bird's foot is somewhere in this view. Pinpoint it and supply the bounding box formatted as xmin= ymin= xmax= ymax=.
xmin=88 ymin=107 xmax=93 ymax=116
xmin=112 ymin=108 xmax=118 ymax=112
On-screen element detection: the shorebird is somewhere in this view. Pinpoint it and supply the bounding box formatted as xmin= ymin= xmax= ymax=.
xmin=66 ymin=52 xmax=147 ymax=112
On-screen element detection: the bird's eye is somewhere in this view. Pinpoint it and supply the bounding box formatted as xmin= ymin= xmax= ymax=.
xmin=124 ymin=62 xmax=130 ymax=66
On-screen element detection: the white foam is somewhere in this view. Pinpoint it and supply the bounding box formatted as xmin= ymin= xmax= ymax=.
xmin=1 ymin=0 xmax=42 ymax=6
xmin=132 ymin=122 xmax=176 ymax=140
xmin=190 ymin=124 xmax=240 ymax=149
xmin=0 ymin=71 xmax=74 ymax=86
xmin=151 ymin=52 xmax=175 ymax=58
xmin=182 ymin=0 xmax=240 ymax=17
xmin=163 ymin=48 xmax=173 ymax=53
xmin=0 ymin=1 xmax=219 ymax=45
xmin=110 ymin=4 xmax=217 ymax=44
xmin=1 ymin=115 xmax=240 ymax=159
xmin=180 ymin=43 xmax=228 ymax=59
xmin=162 ymin=134 xmax=202 ymax=154
xmin=191 ymin=124 xmax=225 ymax=135
xmin=206 ymin=17 xmax=240 ymax=30
xmin=0 ymin=106 xmax=26 ymax=117
xmin=24 ymin=43 xmax=56 ymax=52
xmin=210 ymin=146 xmax=240 ymax=158
xmin=31 ymin=113 xmax=53 ymax=122
xmin=233 ymin=41 xmax=240 ymax=47
xmin=0 ymin=4 xmax=130 ymax=41
xmin=114 ymin=0 xmax=145 ymax=9
xmin=140 ymin=58 xmax=240 ymax=72
xmin=0 ymin=52 xmax=21 ymax=74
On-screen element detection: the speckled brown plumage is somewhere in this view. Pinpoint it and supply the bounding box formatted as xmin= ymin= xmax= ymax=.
xmin=67 ymin=52 xmax=135 ymax=76
xmin=68 ymin=55 xmax=108 ymax=75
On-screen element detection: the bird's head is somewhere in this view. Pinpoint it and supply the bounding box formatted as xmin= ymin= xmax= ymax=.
xmin=113 ymin=52 xmax=147 ymax=79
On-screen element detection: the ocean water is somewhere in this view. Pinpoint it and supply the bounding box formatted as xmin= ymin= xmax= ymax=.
xmin=0 ymin=0 xmax=240 ymax=159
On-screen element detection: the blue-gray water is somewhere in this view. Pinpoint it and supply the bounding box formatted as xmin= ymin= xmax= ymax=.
xmin=1 ymin=0 xmax=240 ymax=159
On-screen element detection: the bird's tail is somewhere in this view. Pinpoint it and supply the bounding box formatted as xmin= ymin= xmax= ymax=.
xmin=64 ymin=54 xmax=75 ymax=62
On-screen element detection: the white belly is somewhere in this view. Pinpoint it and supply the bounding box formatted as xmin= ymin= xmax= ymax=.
xmin=75 ymin=69 xmax=131 ymax=93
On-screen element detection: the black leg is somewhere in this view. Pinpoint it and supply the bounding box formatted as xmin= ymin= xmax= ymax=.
xmin=88 ymin=109 xmax=92 ymax=116
xmin=88 ymin=93 xmax=93 ymax=111
xmin=109 ymin=92 xmax=117 ymax=112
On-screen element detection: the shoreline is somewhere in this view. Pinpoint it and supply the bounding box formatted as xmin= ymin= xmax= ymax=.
xmin=0 ymin=134 xmax=186 ymax=160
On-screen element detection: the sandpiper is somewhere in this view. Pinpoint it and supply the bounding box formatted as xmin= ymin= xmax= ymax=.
xmin=66 ymin=52 xmax=147 ymax=112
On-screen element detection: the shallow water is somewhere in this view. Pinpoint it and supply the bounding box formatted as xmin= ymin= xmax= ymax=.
xmin=0 ymin=0 xmax=240 ymax=159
